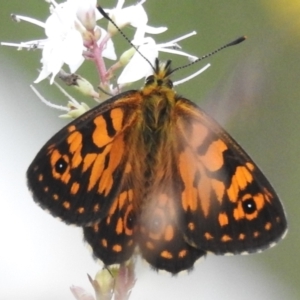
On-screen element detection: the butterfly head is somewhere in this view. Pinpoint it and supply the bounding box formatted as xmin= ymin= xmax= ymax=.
xmin=145 ymin=59 xmax=173 ymax=87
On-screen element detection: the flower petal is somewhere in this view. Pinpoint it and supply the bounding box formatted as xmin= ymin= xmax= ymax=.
xmin=143 ymin=25 xmax=168 ymax=34
xmin=61 ymin=30 xmax=84 ymax=69
xmin=118 ymin=38 xmax=157 ymax=84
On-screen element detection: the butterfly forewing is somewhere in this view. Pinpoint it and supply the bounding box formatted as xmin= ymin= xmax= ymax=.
xmin=27 ymin=91 xmax=142 ymax=225
xmin=174 ymin=98 xmax=287 ymax=254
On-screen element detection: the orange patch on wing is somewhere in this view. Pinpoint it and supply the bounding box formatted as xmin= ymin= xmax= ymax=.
xmin=77 ymin=207 xmax=85 ymax=214
xmin=98 ymin=136 xmax=124 ymax=196
xmin=204 ymin=232 xmax=213 ymax=240
xmin=67 ymin=131 xmax=82 ymax=153
xmin=112 ymin=244 xmax=122 ymax=252
xmin=92 ymin=115 xmax=114 ymax=147
xmin=101 ymin=239 xmax=108 ymax=248
xmin=93 ymin=223 xmax=99 ymax=232
xmin=253 ymin=231 xmax=260 ymax=238
xmin=211 ymin=179 xmax=225 ymax=204
xmin=233 ymin=203 xmax=245 ymax=221
xmin=125 ymin=162 xmax=132 ymax=173
xmin=227 ymin=166 xmax=253 ymax=203
xmin=178 ymin=249 xmax=187 ymax=258
xmin=116 ymin=217 xmax=123 ymax=235
xmin=236 ymin=166 xmax=253 ymax=189
xmin=265 ymin=222 xmax=272 ymax=230
xmin=221 ymin=235 xmax=232 ymax=242
xmin=227 ymin=178 xmax=239 ymax=203
xmin=238 ymin=233 xmax=245 ymax=240
xmin=128 ymin=189 xmax=133 ymax=201
xmin=53 ymin=194 xmax=59 ymax=200
xmin=146 ymin=241 xmax=154 ymax=250
xmin=108 ymin=197 xmax=119 ymax=216
xmin=179 ymin=150 xmax=198 ymax=212
xmin=93 ymin=204 xmax=100 ymax=212
xmin=118 ymin=191 xmax=128 ymax=210
xmin=60 ymin=160 xmax=71 ymax=184
xmin=38 ymin=174 xmax=43 ymax=181
xmin=218 ymin=212 xmax=229 ymax=227
xmin=189 ymin=122 xmax=209 ymax=149
xmin=200 ymin=139 xmax=227 ymax=172
xmin=197 ymin=171 xmax=212 ymax=217
xmin=160 ymin=250 xmax=173 ymax=259
xmin=70 ymin=149 xmax=82 ymax=168
xmin=70 ymin=182 xmax=80 ymax=195
xmin=67 ymin=125 xmax=76 ymax=133
xmin=253 ymin=193 xmax=265 ymax=211
xmin=164 ymin=225 xmax=174 ymax=241
xmin=92 ymin=109 xmax=124 ymax=148
xmin=88 ymin=151 xmax=108 ymax=191
xmin=188 ymin=222 xmax=195 ymax=231
xmin=83 ymin=153 xmax=97 ymax=172
xmin=246 ymin=162 xmax=255 ymax=171
xmin=50 ymin=149 xmax=62 ymax=169
xmin=110 ymin=108 xmax=124 ymax=132
xmin=181 ymin=186 xmax=197 ymax=211
xmin=63 ymin=201 xmax=71 ymax=209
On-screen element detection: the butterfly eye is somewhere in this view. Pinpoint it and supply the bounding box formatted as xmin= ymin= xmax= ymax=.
xmin=165 ymin=79 xmax=173 ymax=89
xmin=55 ymin=157 xmax=68 ymax=174
xmin=242 ymin=198 xmax=257 ymax=214
xmin=145 ymin=75 xmax=155 ymax=85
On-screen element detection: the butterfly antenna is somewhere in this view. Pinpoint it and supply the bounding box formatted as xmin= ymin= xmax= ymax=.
xmin=170 ymin=36 xmax=247 ymax=75
xmin=97 ymin=6 xmax=155 ymax=72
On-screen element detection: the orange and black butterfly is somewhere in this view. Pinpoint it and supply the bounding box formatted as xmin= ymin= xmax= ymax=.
xmin=27 ymin=40 xmax=287 ymax=274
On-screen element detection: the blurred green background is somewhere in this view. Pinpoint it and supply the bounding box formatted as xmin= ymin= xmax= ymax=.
xmin=0 ymin=0 xmax=299 ymax=299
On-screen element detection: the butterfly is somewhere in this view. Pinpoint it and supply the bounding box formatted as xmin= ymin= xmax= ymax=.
xmin=27 ymin=50 xmax=287 ymax=274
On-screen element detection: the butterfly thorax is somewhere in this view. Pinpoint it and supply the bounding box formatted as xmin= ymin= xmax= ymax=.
xmin=140 ymin=60 xmax=176 ymax=131
xmin=134 ymin=61 xmax=178 ymax=207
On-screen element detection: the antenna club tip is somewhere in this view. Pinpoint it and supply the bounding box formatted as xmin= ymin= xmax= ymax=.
xmin=227 ymin=36 xmax=247 ymax=47
xmin=239 ymin=35 xmax=247 ymax=42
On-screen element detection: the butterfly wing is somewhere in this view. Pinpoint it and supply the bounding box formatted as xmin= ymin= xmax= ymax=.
xmin=27 ymin=91 xmax=143 ymax=226
xmin=138 ymin=187 xmax=206 ymax=273
xmin=137 ymin=138 xmax=205 ymax=273
xmin=83 ymin=186 xmax=136 ymax=265
xmin=174 ymin=97 xmax=287 ymax=254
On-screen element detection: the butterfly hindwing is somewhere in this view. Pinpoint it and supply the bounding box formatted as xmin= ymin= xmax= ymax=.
xmin=138 ymin=188 xmax=206 ymax=273
xmin=137 ymin=140 xmax=205 ymax=273
xmin=27 ymin=91 xmax=142 ymax=226
xmin=174 ymin=97 xmax=287 ymax=254
xmin=84 ymin=184 xmax=136 ymax=265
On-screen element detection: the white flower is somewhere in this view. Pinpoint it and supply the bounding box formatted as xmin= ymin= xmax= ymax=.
xmin=35 ymin=0 xmax=97 ymax=83
xmin=34 ymin=29 xmax=84 ymax=84
xmin=118 ymin=32 xmax=199 ymax=85
xmin=2 ymin=0 xmax=210 ymax=118
xmin=106 ymin=0 xmax=167 ymax=36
